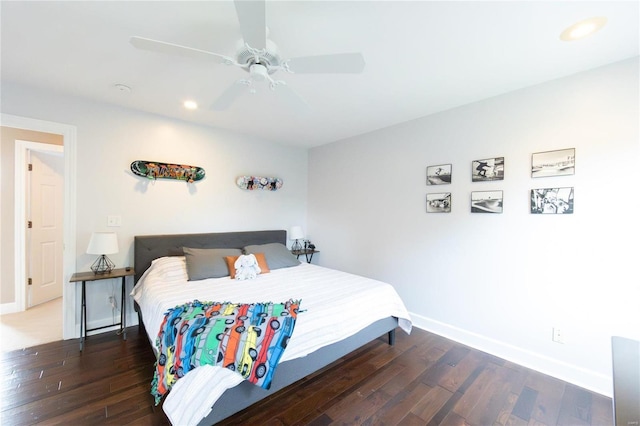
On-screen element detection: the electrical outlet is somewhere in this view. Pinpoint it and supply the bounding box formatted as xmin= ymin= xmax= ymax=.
xmin=552 ymin=327 xmax=564 ymax=344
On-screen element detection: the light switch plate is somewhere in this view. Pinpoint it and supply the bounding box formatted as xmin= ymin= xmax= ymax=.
xmin=107 ymin=215 xmax=122 ymax=227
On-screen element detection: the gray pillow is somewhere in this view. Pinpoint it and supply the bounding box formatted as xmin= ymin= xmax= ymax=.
xmin=183 ymin=247 xmax=242 ymax=280
xmin=243 ymin=243 xmax=300 ymax=270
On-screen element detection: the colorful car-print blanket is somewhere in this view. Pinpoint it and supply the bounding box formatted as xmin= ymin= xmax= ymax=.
xmin=151 ymin=299 xmax=300 ymax=404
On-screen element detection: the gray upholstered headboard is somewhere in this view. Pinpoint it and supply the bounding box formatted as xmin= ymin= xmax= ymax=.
xmin=133 ymin=230 xmax=286 ymax=283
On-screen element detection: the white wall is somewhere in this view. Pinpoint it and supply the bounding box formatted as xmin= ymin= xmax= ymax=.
xmin=308 ymin=58 xmax=640 ymax=396
xmin=1 ymin=83 xmax=308 ymax=333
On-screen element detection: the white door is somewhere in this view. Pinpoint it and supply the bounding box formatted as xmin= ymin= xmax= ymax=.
xmin=28 ymin=150 xmax=64 ymax=307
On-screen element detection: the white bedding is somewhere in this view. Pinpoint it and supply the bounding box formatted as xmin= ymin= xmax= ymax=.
xmin=131 ymin=256 xmax=412 ymax=425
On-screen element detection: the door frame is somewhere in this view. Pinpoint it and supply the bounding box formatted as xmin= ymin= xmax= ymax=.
xmin=18 ymin=141 xmax=64 ymax=308
xmin=3 ymin=113 xmax=77 ymax=340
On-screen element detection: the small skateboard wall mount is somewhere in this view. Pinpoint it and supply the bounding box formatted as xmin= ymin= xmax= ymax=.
xmin=236 ymin=176 xmax=283 ymax=191
xmin=131 ymin=160 xmax=205 ymax=183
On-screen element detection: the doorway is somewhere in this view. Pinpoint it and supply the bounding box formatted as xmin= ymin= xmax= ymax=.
xmin=4 ymin=113 xmax=78 ymax=340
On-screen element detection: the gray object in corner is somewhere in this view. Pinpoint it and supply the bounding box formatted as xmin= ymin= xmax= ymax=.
xmin=611 ymin=336 xmax=640 ymax=426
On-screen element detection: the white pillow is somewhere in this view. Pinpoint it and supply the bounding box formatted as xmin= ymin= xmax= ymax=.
xmin=147 ymin=256 xmax=189 ymax=281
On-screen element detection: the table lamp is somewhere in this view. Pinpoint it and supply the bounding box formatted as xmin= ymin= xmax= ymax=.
xmin=87 ymin=232 xmax=118 ymax=274
xmin=289 ymin=226 xmax=304 ymax=251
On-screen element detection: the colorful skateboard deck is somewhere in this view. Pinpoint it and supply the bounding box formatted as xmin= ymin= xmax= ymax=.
xmin=131 ymin=161 xmax=205 ymax=183
xmin=236 ymin=176 xmax=283 ymax=191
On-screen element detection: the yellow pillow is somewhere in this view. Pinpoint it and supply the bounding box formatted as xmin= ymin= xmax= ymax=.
xmin=225 ymin=253 xmax=270 ymax=279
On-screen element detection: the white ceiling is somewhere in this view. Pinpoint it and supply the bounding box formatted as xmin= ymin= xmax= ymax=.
xmin=1 ymin=1 xmax=638 ymax=148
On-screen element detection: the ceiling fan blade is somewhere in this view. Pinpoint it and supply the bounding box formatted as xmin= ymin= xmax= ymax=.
xmin=276 ymin=83 xmax=310 ymax=113
xmin=286 ymin=53 xmax=365 ymax=74
xmin=211 ymin=81 xmax=250 ymax=110
xmin=234 ymin=0 xmax=266 ymax=50
xmin=130 ymin=36 xmax=233 ymax=63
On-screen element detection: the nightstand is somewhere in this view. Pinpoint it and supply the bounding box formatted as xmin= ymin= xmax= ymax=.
xmin=291 ymin=249 xmax=319 ymax=263
xmin=70 ymin=267 xmax=135 ymax=351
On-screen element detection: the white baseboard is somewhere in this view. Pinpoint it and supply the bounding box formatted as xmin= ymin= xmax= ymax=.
xmin=84 ymin=312 xmax=139 ymax=337
xmin=0 ymin=302 xmax=18 ymax=315
xmin=410 ymin=311 xmax=612 ymax=398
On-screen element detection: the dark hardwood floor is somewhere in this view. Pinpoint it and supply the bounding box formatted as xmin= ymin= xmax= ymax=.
xmin=1 ymin=326 xmax=612 ymax=425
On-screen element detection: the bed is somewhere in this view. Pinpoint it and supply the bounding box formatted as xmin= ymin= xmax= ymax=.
xmin=132 ymin=229 xmax=412 ymax=425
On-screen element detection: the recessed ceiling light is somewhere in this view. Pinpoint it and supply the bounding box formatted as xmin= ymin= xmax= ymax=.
xmin=183 ymin=100 xmax=198 ymax=110
xmin=560 ymin=17 xmax=607 ymax=41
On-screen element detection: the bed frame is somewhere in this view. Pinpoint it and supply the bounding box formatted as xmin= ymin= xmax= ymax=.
xmin=133 ymin=229 xmax=398 ymax=425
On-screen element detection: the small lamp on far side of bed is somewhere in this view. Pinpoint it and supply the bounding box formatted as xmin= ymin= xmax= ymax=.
xmin=289 ymin=226 xmax=304 ymax=252
xmin=87 ymin=232 xmax=119 ymax=274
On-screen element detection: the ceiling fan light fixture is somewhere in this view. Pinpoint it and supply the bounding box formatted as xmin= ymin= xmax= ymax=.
xmin=560 ymin=17 xmax=607 ymax=41
xmin=250 ymin=63 xmax=269 ymax=81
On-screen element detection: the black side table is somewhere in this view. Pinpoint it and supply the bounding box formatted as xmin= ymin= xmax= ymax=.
xmin=291 ymin=249 xmax=319 ymax=263
xmin=70 ymin=267 xmax=135 ymax=351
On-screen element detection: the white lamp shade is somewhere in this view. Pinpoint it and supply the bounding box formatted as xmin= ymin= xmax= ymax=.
xmin=87 ymin=232 xmax=119 ymax=255
xmin=289 ymin=226 xmax=304 ymax=240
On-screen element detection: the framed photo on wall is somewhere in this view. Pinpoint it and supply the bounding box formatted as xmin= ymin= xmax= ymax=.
xmin=426 ymin=164 xmax=452 ymax=185
xmin=472 ymin=156 xmax=504 ymax=182
xmin=530 ymin=187 xmax=574 ymax=214
xmin=471 ymin=190 xmax=503 ymax=213
xmin=426 ymin=192 xmax=451 ymax=213
xmin=531 ymin=148 xmax=575 ymax=178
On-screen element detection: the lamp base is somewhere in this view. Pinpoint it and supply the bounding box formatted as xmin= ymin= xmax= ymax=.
xmin=291 ymin=239 xmax=303 ymax=251
xmin=91 ymin=255 xmax=115 ymax=275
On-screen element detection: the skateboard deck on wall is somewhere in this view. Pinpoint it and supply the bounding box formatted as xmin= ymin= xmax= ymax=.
xmin=236 ymin=176 xmax=283 ymax=191
xmin=131 ymin=161 xmax=205 ymax=183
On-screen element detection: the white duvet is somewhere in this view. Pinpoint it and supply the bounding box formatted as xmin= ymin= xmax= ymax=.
xmin=131 ymin=256 xmax=412 ymax=425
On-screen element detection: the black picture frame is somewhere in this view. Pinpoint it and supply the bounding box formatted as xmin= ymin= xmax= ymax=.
xmin=531 ymin=148 xmax=575 ymax=178
xmin=472 ymin=157 xmax=504 ymax=182
xmin=426 ymin=192 xmax=451 ymax=213
xmin=530 ymin=187 xmax=574 ymax=214
xmin=471 ymin=190 xmax=503 ymax=213
xmin=426 ymin=164 xmax=452 ymax=185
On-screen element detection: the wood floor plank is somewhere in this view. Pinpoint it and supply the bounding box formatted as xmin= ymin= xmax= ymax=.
xmin=437 ymin=410 xmax=472 ymax=426
xmin=451 ymin=361 xmax=500 ymax=419
xmin=524 ymin=369 xmax=565 ymax=425
xmin=376 ymin=344 xmax=441 ymax=397
xmin=557 ymin=383 xmax=593 ymax=426
xmin=429 ymin=358 xmax=496 ymax=426
xmin=493 ymin=391 xmax=520 ymax=426
xmin=511 ymin=385 xmax=539 ymax=421
xmin=466 ymin=364 xmax=525 ymax=425
xmin=437 ymin=349 xmax=488 ymax=393
xmin=225 ymin=338 xmax=390 ymax=425
xmin=368 ymin=382 xmax=433 ymax=425
xmin=399 ymin=411 xmax=434 ymax=426
xmin=321 ymin=362 xmax=404 ymax=423
xmin=590 ymin=392 xmax=615 ymax=426
xmin=277 ymin=365 xmax=402 ymax=424
xmin=0 ymin=326 xmax=613 ymax=426
xmin=410 ymin=385 xmax=453 ymax=423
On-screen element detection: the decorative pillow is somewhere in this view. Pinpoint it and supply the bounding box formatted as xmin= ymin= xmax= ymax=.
xmin=225 ymin=253 xmax=270 ymax=279
xmin=183 ymin=247 xmax=242 ymax=280
xmin=243 ymin=243 xmax=300 ymax=270
xmin=147 ymin=256 xmax=188 ymax=280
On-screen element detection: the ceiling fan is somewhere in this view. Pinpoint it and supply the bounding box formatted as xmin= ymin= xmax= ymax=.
xmin=130 ymin=0 xmax=365 ymax=110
